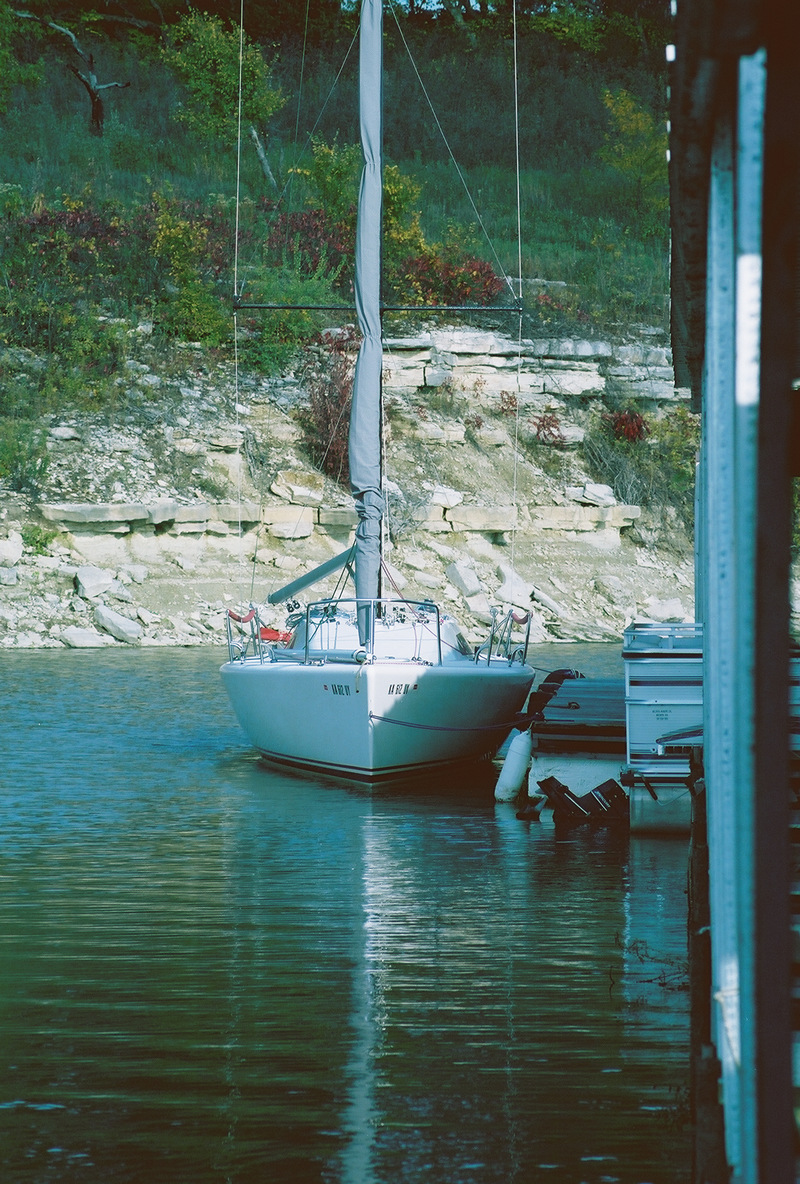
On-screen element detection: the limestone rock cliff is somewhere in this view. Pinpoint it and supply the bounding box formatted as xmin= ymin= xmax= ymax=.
xmin=0 ymin=328 xmax=700 ymax=650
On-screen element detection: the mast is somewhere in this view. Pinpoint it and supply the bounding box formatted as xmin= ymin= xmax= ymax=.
xmin=350 ymin=0 xmax=384 ymax=641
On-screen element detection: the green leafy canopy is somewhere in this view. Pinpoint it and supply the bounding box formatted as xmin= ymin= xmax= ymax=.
xmin=161 ymin=11 xmax=284 ymax=142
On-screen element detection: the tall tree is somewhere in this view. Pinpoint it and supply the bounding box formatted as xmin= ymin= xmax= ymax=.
xmin=162 ymin=11 xmax=285 ymax=188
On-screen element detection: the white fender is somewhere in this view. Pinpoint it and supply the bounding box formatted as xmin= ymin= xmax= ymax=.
xmin=494 ymin=729 xmax=533 ymax=801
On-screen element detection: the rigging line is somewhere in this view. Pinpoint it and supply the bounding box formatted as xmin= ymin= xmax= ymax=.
xmin=249 ymin=522 xmax=262 ymax=601
xmin=380 ymin=361 xmax=390 ymax=588
xmin=313 ymin=335 xmax=358 ymax=484
xmin=379 ymin=333 xmax=399 ymax=576
xmin=511 ymin=0 xmax=524 ymax=571
xmin=387 ymin=1 xmax=515 ymax=302
xmin=233 ymin=0 xmax=245 ymax=302
xmin=513 ymin=0 xmax=523 ymax=306
xmin=510 ymin=305 xmax=523 ymax=570
xmin=284 ymin=0 xmax=312 ymax=254
xmin=234 ymin=0 xmax=246 ymax=590
xmin=376 ymin=559 xmax=466 ymax=657
xmin=234 ymin=301 xmax=521 ymax=313
xmin=293 ymin=0 xmax=312 ymax=147
xmin=331 ymin=555 xmax=354 ymax=600
xmin=508 ymin=0 xmax=526 ymax=568
xmin=235 ymin=28 xmax=360 ymax=298
xmin=264 ymin=332 xmax=356 ymax=558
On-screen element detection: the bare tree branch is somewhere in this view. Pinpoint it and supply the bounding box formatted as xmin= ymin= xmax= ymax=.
xmin=13 ymin=9 xmax=131 ymax=135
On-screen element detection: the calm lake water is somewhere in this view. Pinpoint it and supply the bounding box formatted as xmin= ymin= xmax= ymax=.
xmin=0 ymin=645 xmax=689 ymax=1183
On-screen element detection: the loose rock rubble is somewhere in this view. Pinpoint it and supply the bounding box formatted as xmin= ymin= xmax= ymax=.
xmin=0 ymin=328 xmax=714 ymax=651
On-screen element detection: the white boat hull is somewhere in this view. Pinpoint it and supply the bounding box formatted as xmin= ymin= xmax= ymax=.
xmin=221 ymin=656 xmax=533 ymax=780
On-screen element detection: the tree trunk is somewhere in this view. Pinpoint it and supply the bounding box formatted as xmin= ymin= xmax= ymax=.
xmin=249 ymin=125 xmax=278 ymax=192
xmin=90 ymin=91 xmax=104 ymax=135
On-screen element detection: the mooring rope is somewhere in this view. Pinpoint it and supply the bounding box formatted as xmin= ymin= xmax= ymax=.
xmin=368 ymin=713 xmax=525 ymax=733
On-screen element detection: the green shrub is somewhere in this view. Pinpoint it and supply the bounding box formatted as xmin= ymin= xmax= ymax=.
xmin=601 ymin=89 xmax=669 ymax=243
xmin=0 ymin=183 xmax=23 ymax=218
xmin=0 ymin=418 xmax=49 ymax=495
xmin=649 ymin=405 xmax=701 ymax=516
xmin=583 ymin=427 xmax=655 ymax=508
xmin=275 ymin=140 xmax=504 ymax=308
xmin=149 ymin=192 xmax=231 ymax=342
xmin=266 ymin=207 xmax=354 ymax=291
xmin=583 ymin=403 xmax=699 ymax=525
xmin=295 ymin=328 xmax=360 ymax=486
xmin=605 ymin=407 xmax=649 ymax=443
xmin=21 ymin=522 xmax=57 ymax=553
xmin=293 ymin=138 xmax=361 ymax=225
xmin=237 ymin=262 xmax=343 ymax=374
xmin=0 ymin=19 xmax=672 ymax=413
xmin=162 ymin=11 xmax=284 ymax=145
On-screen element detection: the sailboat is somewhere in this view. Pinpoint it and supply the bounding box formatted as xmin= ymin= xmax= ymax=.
xmin=220 ymin=0 xmax=535 ymax=781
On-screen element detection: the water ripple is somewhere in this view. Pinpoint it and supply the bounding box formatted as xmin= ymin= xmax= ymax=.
xmin=0 ymin=647 xmax=688 ymax=1183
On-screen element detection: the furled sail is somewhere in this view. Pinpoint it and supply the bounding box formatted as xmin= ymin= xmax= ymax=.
xmin=349 ymin=0 xmax=384 ymax=625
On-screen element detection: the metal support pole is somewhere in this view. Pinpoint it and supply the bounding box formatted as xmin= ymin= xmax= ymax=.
xmin=702 ymin=91 xmax=742 ymax=1179
xmin=752 ymin=3 xmax=800 ymax=1178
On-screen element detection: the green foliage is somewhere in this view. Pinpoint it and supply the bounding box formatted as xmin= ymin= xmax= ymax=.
xmin=0 ymin=417 xmax=48 ymax=494
xmin=270 ymin=139 xmax=361 ymax=285
xmin=150 ymin=191 xmax=230 ymax=342
xmin=0 ymin=194 xmax=135 ymax=407
xmin=296 ymin=138 xmax=361 ymax=224
xmin=0 ymin=9 xmax=671 ymax=438
xmin=601 ymin=88 xmax=668 ymax=240
xmin=529 ymin=5 xmax=607 ymax=54
xmin=0 ymin=190 xmax=234 ymax=373
xmin=583 ymin=403 xmax=700 ymax=523
xmin=382 ymin=164 xmax=426 ymax=279
xmin=415 ymin=160 xmax=668 ymax=331
xmin=649 ymin=404 xmax=701 ymax=515
xmin=20 ymin=520 xmax=57 ymax=553
xmin=0 ymin=182 xmax=23 ymax=218
xmin=0 ymin=1 xmax=41 ymax=113
xmin=526 ymin=1 xmax=669 ymax=61
xmin=162 ymin=11 xmax=284 ymax=143
xmin=282 ymin=139 xmax=503 ymax=307
xmin=237 ymin=263 xmax=342 ymax=375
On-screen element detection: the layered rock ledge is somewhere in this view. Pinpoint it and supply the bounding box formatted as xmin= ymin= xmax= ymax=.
xmin=0 ymin=325 xmax=703 ymax=649
xmin=0 ymin=485 xmax=693 ymax=651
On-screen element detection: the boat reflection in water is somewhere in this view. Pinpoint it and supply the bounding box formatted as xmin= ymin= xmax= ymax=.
xmin=0 ymin=648 xmax=689 ymax=1183
xmin=340 ymin=802 xmax=690 ymax=1184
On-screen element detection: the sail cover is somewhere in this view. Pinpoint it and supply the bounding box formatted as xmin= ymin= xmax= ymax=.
xmin=350 ymin=0 xmax=384 ymax=612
